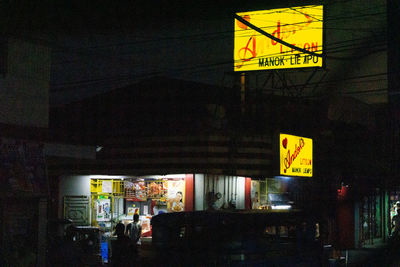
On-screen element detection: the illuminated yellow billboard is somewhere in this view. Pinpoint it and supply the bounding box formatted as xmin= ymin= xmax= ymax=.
xmin=234 ymin=5 xmax=323 ymax=71
xmin=280 ymin=133 xmax=313 ymax=177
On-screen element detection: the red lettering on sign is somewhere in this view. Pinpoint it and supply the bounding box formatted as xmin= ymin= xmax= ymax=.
xmin=271 ymin=21 xmax=281 ymax=45
xmin=283 ymin=138 xmax=305 ymax=172
xmin=237 ymin=36 xmax=257 ymax=68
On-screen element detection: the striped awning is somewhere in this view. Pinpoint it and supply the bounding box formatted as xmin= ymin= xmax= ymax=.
xmin=47 ymin=134 xmax=273 ymax=178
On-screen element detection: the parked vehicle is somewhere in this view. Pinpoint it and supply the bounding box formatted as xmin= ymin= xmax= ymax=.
xmin=47 ymin=219 xmax=103 ymax=266
xmin=151 ymin=210 xmax=325 ymax=266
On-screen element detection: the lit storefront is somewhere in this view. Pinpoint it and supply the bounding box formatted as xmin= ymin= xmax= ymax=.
xmin=59 ymin=174 xmax=193 ymax=262
xmin=355 ymin=185 xmax=390 ymax=247
xmin=357 ymin=189 xmax=387 ymax=246
xmin=89 ymin=176 xmax=187 ymax=235
xmin=248 ymin=133 xmax=314 ymax=211
xmin=53 ymin=133 xmax=315 ymax=262
xmin=49 ymin=132 xmax=276 ymax=263
xmin=250 ymin=178 xmax=294 ymax=210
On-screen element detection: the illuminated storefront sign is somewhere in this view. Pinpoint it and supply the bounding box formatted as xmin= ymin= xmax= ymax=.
xmin=234 ymin=5 xmax=323 ymax=71
xmin=280 ymin=133 xmax=313 ymax=177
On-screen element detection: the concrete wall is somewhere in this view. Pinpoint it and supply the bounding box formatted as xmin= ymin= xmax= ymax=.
xmin=194 ymin=174 xmax=205 ymax=211
xmin=236 ymin=177 xmax=245 ymax=209
xmin=58 ymin=175 xmax=91 ymax=218
xmin=58 ymin=175 xmax=125 ymax=222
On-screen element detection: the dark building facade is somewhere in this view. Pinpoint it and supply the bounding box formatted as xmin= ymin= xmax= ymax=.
xmin=48 ymin=76 xmax=388 ymax=249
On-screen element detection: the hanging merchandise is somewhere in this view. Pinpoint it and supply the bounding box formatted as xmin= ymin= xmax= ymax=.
xmin=134 ymin=182 xmax=147 ymax=201
xmin=96 ymin=198 xmax=111 ymax=222
xmin=147 ymin=181 xmax=167 ymax=199
xmin=125 ymin=181 xmax=147 ymax=201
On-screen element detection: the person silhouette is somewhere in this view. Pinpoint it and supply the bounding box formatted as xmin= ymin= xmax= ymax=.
xmin=392 ymin=208 xmax=400 ymax=238
xmin=111 ymin=222 xmax=131 ymax=266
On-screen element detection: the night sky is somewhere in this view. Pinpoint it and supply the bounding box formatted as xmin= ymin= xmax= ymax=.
xmin=0 ymin=0 xmax=387 ymax=105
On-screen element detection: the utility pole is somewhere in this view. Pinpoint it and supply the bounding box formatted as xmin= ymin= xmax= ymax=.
xmin=240 ymin=72 xmax=246 ymax=115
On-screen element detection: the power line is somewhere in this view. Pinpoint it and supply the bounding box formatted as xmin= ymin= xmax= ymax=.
xmin=48 ymin=4 xmax=387 ymax=91
xmin=342 ymin=88 xmax=387 ymax=95
xmin=49 ymin=7 xmax=385 ymax=53
xmin=50 ymin=38 xmax=387 ymax=89
xmin=52 ymin=24 xmax=386 ymax=72
xmin=50 ymin=33 xmax=385 ymax=67
xmin=50 ymin=45 xmax=388 ymax=90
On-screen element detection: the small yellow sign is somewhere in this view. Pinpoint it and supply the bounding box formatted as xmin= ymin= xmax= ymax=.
xmin=280 ymin=133 xmax=313 ymax=177
xmin=234 ymin=5 xmax=323 ymax=71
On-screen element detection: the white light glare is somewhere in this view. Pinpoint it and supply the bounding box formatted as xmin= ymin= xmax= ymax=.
xmin=274 ymin=176 xmax=292 ymax=180
xmin=89 ymin=175 xmax=126 ymax=179
xmin=271 ymin=205 xmax=292 ymax=210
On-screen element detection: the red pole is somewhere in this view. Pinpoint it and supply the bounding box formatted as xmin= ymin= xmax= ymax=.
xmin=185 ymin=174 xmax=194 ymax=211
xmin=245 ymin=177 xmax=252 ymax=209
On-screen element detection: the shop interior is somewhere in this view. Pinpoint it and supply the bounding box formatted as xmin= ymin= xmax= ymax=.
xmin=251 ymin=177 xmax=294 ymax=210
xmin=62 ymin=174 xmax=187 ymax=263
xmin=89 ymin=175 xmax=186 ymax=236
